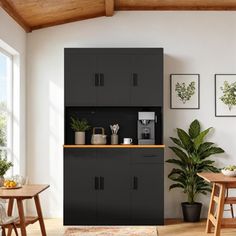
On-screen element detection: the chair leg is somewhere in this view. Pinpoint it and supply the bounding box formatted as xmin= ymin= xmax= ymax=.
xmin=230 ymin=204 xmax=234 ymax=218
xmin=2 ymin=227 xmax=6 ymax=236
xmin=12 ymin=223 xmax=18 ymax=236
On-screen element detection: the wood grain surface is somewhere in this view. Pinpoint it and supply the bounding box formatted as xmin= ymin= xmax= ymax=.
xmin=2 ymin=0 xmax=236 ymax=32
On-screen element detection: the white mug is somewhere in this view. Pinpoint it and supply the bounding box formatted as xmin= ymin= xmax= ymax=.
xmin=123 ymin=138 xmax=133 ymax=144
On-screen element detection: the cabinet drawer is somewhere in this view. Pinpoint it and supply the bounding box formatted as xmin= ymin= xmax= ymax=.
xmin=130 ymin=149 xmax=164 ymax=164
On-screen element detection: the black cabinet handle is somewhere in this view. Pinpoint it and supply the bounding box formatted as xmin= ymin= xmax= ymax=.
xmin=133 ymin=176 xmax=138 ymax=190
xmin=95 ymin=73 xmax=99 ymax=87
xmin=99 ymin=176 xmax=104 ymax=190
xmin=143 ymin=155 xmax=157 ymax=158
xmin=99 ymin=73 xmax=104 ymax=86
xmin=132 ymin=73 xmax=138 ymax=87
xmin=95 ymin=176 xmax=99 ymax=190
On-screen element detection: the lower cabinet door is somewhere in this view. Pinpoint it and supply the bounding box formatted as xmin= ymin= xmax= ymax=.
xmin=96 ymin=149 xmax=131 ymax=225
xmin=131 ymin=164 xmax=164 ymax=225
xmin=64 ymin=148 xmax=97 ymax=225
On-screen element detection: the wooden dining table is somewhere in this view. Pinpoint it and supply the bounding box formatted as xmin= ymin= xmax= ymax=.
xmin=0 ymin=184 xmax=49 ymax=236
xmin=198 ymin=172 xmax=236 ymax=236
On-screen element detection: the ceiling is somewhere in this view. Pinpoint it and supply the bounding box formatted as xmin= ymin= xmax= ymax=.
xmin=1 ymin=0 xmax=236 ymax=32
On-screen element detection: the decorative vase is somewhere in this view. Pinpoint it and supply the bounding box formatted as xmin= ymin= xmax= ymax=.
xmin=0 ymin=176 xmax=4 ymax=187
xmin=75 ymin=131 xmax=85 ymax=145
xmin=111 ymin=134 xmax=118 ymax=145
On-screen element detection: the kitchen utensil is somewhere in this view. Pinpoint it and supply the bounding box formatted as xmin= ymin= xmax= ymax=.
xmin=91 ymin=127 xmax=107 ymax=145
xmin=110 ymin=124 xmax=119 ymax=134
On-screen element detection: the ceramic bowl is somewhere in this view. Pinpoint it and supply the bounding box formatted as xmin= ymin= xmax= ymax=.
xmin=221 ymin=169 xmax=236 ymax=177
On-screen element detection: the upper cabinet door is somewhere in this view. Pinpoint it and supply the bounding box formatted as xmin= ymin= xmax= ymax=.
xmin=96 ymin=54 xmax=131 ymax=106
xmin=131 ymin=52 xmax=163 ymax=106
xmin=65 ymin=50 xmax=97 ymax=106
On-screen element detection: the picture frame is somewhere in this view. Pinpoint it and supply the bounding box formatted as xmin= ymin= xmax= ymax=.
xmin=170 ymin=74 xmax=200 ymax=109
xmin=215 ymin=74 xmax=236 ymax=117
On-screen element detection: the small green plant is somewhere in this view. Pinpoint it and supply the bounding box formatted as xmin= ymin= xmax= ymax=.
xmin=70 ymin=116 xmax=90 ymax=132
xmin=0 ymin=157 xmax=13 ymax=177
xmin=175 ymin=81 xmax=196 ymax=104
xmin=167 ymin=120 xmax=224 ymax=204
xmin=220 ymin=81 xmax=236 ymax=111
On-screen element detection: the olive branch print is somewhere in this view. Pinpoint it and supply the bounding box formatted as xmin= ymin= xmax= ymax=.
xmin=220 ymin=81 xmax=236 ymax=111
xmin=175 ymin=81 xmax=196 ymax=104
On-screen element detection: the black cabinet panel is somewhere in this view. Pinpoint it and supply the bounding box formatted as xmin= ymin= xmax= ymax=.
xmin=96 ymin=54 xmax=131 ymax=106
xmin=131 ymin=149 xmax=164 ymax=164
xmin=64 ymin=48 xmax=163 ymax=107
xmin=131 ymin=53 xmax=163 ymax=106
xmin=64 ymin=149 xmax=97 ymax=225
xmin=96 ymin=149 xmax=130 ymax=224
xmin=64 ymin=148 xmax=164 ymax=225
xmin=65 ymin=51 xmax=97 ymax=106
xmin=131 ymin=164 xmax=164 ymax=225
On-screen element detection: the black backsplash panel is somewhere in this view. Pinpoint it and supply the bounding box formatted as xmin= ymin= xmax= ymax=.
xmin=65 ymin=107 xmax=162 ymax=145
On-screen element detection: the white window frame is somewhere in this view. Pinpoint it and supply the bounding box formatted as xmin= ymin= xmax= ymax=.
xmin=0 ymin=47 xmax=13 ymax=175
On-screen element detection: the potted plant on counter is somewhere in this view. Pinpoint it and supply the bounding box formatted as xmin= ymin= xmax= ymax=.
xmin=0 ymin=156 xmax=13 ymax=186
xmin=167 ymin=119 xmax=224 ymax=222
xmin=70 ymin=116 xmax=90 ymax=145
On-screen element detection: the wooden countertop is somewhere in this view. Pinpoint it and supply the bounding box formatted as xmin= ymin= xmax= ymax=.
xmin=63 ymin=145 xmax=165 ymax=148
xmin=0 ymin=184 xmax=49 ymax=198
xmin=197 ymin=172 xmax=236 ymax=183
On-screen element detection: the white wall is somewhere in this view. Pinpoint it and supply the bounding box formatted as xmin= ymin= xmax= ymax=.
xmin=0 ymin=8 xmax=26 ymax=176
xmin=27 ymin=11 xmax=236 ymax=218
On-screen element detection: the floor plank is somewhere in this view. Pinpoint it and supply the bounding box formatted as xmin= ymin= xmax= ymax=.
xmin=24 ymin=218 xmax=236 ymax=236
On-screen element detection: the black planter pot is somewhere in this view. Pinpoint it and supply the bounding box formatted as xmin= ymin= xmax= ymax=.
xmin=181 ymin=202 xmax=202 ymax=222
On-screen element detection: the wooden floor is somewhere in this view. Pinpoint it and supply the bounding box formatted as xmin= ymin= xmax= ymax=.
xmin=25 ymin=218 xmax=236 ymax=236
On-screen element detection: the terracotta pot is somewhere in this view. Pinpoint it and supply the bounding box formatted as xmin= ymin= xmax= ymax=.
xmin=75 ymin=132 xmax=85 ymax=145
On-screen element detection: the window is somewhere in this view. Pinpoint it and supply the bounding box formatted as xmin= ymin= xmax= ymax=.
xmin=0 ymin=48 xmax=13 ymax=167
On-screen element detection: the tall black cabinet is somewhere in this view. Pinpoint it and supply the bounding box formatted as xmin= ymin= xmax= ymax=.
xmin=64 ymin=48 xmax=164 ymax=225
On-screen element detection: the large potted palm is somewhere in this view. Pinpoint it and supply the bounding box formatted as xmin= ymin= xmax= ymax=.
xmin=167 ymin=120 xmax=224 ymax=222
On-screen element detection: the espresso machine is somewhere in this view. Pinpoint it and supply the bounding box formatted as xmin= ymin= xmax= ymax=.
xmin=137 ymin=112 xmax=155 ymax=145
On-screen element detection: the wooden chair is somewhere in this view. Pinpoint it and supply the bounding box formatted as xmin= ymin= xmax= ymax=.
xmin=0 ymin=200 xmax=18 ymax=236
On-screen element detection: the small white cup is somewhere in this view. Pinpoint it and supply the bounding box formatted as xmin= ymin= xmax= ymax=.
xmin=123 ymin=138 xmax=133 ymax=144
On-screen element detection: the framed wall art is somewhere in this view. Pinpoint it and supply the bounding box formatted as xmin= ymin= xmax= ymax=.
xmin=170 ymin=74 xmax=200 ymax=109
xmin=215 ymin=74 xmax=236 ymax=117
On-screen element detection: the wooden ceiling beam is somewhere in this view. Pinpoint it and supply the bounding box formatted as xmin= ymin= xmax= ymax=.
xmin=0 ymin=0 xmax=31 ymax=32
xmin=105 ymin=0 xmax=114 ymax=16
xmin=31 ymin=11 xmax=105 ymax=31
xmin=116 ymin=0 xmax=236 ymax=11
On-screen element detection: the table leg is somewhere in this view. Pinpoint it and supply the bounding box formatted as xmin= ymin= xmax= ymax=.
xmin=34 ymin=194 xmax=47 ymax=236
xmin=16 ymin=198 xmax=27 ymax=236
xmin=214 ymin=184 xmax=226 ymax=236
xmin=7 ymin=198 xmax=14 ymax=236
xmin=206 ymin=183 xmax=216 ymax=233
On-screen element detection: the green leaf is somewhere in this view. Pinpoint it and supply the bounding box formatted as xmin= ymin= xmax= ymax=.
xmin=194 ymin=128 xmax=212 ymax=150
xmin=200 ymin=147 xmax=225 ymax=159
xmin=169 ymin=183 xmax=184 ymax=190
xmin=169 ymin=146 xmax=188 ymax=162
xmin=189 ymin=119 xmax=200 ymax=139
xmin=166 ymin=159 xmax=185 ymax=168
xmin=177 ymin=128 xmax=193 ymax=150
xmin=198 ymin=142 xmax=214 ymax=154
xmin=170 ymin=137 xmax=184 ymax=149
xmin=168 ymin=168 xmax=185 ymax=178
